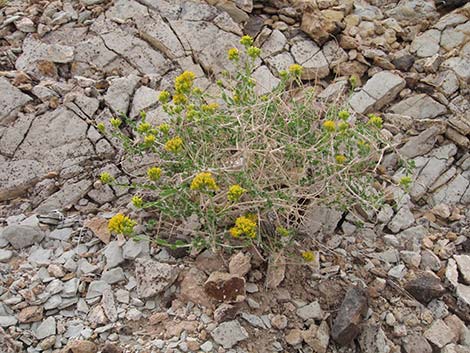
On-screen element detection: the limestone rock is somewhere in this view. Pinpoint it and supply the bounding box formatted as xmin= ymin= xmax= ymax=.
xmin=0 ymin=77 xmax=32 ymax=124
xmin=135 ymin=258 xmax=179 ymax=298
xmin=211 ymin=320 xmax=248 ymax=349
xmin=0 ymin=160 xmax=46 ymax=201
xmin=2 ymin=225 xmax=44 ymax=249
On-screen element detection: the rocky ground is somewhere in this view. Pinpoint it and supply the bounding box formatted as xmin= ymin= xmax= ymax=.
xmin=0 ymin=0 xmax=470 ymax=352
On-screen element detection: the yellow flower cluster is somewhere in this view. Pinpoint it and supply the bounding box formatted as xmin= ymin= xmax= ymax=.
xmin=158 ymin=123 xmax=170 ymax=134
xmin=227 ymin=184 xmax=246 ymax=202
xmin=100 ymin=172 xmax=114 ymax=184
xmin=240 ymin=35 xmax=253 ymax=47
xmin=147 ymin=167 xmax=162 ymax=181
xmin=202 ymin=102 xmax=219 ymax=113
xmin=173 ymin=93 xmax=188 ymax=105
xmin=335 ymin=154 xmax=346 ymax=164
xmin=228 ymin=47 xmax=239 ymax=61
xmin=108 ymin=213 xmax=137 ymax=235
xmin=289 ymin=64 xmax=303 ymax=76
xmin=144 ymin=134 xmax=156 ymax=146
xmin=132 ymin=195 xmax=143 ymax=208
xmin=159 ymin=90 xmax=171 ymax=104
xmin=164 ymin=136 xmax=183 ymax=153
xmin=190 ymin=172 xmax=219 ymax=191
xmin=230 ymin=215 xmax=257 ymax=239
xmin=137 ymin=122 xmax=151 ymax=134
xmin=97 ymin=123 xmax=105 ymax=133
xmin=301 ymin=251 xmax=315 ymax=262
xmin=276 ymin=226 xmax=289 ymax=237
xmin=110 ymin=118 xmax=121 ymax=128
xmin=338 ymin=110 xmax=350 ymax=120
xmin=247 ymin=46 xmax=261 ymax=59
xmin=175 ymin=71 xmax=196 ymax=94
xmin=323 ymin=120 xmax=336 ymax=132
xmin=368 ymin=114 xmax=383 ymax=128
xmin=399 ymin=176 xmax=412 ymax=188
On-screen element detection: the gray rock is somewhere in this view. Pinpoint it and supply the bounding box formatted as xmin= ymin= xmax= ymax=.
xmin=35 ymin=317 xmax=56 ymax=339
xmin=405 ymin=271 xmax=445 ymax=304
xmin=0 ymin=316 xmax=18 ymax=328
xmin=211 ymin=320 xmax=248 ymax=349
xmin=103 ymin=241 xmax=124 ymax=269
xmin=252 ymin=65 xmax=281 ymax=95
xmin=123 ymin=239 xmax=149 ymax=260
xmin=349 ymin=71 xmax=405 ymax=114
xmin=410 ymin=29 xmax=441 ymax=58
xmin=135 ymin=258 xmax=179 ymax=298
xmin=302 ymin=205 xmax=342 ymax=234
xmin=403 ymin=334 xmax=433 ymax=353
xmin=296 ymin=301 xmax=324 ymax=321
xmin=200 ymin=341 xmax=213 ymax=352
xmin=29 ymin=247 xmax=52 ymax=265
xmin=424 ymin=319 xmax=456 ymax=348
xmin=331 ymin=286 xmax=368 ymax=346
xmin=35 ymin=179 xmax=93 ymax=213
xmin=260 ymin=29 xmax=287 ymax=59
xmin=44 ymin=295 xmax=62 ymax=310
xmin=86 ymin=280 xmax=111 ymax=299
xmin=2 ymin=225 xmax=44 ymax=249
xmin=102 ymin=267 xmax=126 ymax=284
xmin=389 ymin=94 xmax=447 ymax=119
xmin=410 ymin=157 xmax=447 ymax=200
xmin=421 ymin=249 xmax=441 ymax=271
xmin=62 ymin=278 xmax=80 ymax=297
xmin=16 ymin=37 xmax=74 ymax=76
xmin=432 ymin=174 xmax=469 ymax=205
xmin=101 ymin=289 xmax=117 ymax=322
xmin=130 ymin=86 xmax=159 ymax=118
xmin=454 ymin=255 xmax=470 ymax=285
xmin=48 ymin=228 xmax=73 ymax=242
xmin=388 ymin=205 xmax=414 ymax=233
xmin=104 ymin=75 xmax=140 ymax=114
xmin=0 ymin=160 xmax=46 ymax=202
xmin=0 ymin=249 xmax=13 ymax=262
xmin=388 ymin=264 xmax=407 ymax=280
xmin=359 ymin=325 xmax=395 ymax=353
xmin=0 ymin=77 xmax=32 ymax=124
xmin=240 ymin=313 xmax=266 ymax=329
xmin=399 ymin=125 xmax=445 ymax=159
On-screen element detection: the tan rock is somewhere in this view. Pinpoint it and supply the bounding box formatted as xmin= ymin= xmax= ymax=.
xmin=61 ymin=340 xmax=97 ymax=353
xmin=229 ymin=252 xmax=251 ymax=277
xmin=17 ymin=306 xmax=43 ymax=323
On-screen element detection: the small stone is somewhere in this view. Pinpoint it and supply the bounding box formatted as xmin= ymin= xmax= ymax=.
xmin=405 ymin=272 xmax=445 ymax=304
xmin=285 ymin=328 xmax=303 ymax=346
xmin=331 ymin=286 xmax=368 ymax=346
xmin=211 ymin=320 xmax=248 ymax=349
xmin=229 ymin=252 xmax=251 ymax=277
xmin=454 ymin=255 xmax=470 ymax=284
xmin=296 ymin=301 xmax=324 ymax=321
xmin=0 ymin=249 xmax=13 ymax=262
xmin=2 ymin=225 xmax=44 ymax=249
xmin=86 ymin=280 xmax=111 ymax=299
xmin=423 ymin=319 xmax=456 ymax=348
xmin=200 ymin=341 xmax=213 ymax=352
xmin=271 ymin=314 xmax=288 ymax=330
xmin=62 ymin=339 xmax=98 ymax=353
xmin=35 ymin=316 xmax=56 ymax=339
xmin=0 ymin=316 xmax=18 ymax=327
xmin=49 ymin=228 xmax=73 ymax=241
xmin=17 ymin=306 xmax=43 ymax=323
xmin=403 ymin=334 xmax=432 ymax=353
xmin=101 ymin=267 xmax=126 ymax=285
xmin=135 ymin=258 xmax=179 ymax=298
xmin=265 ymin=253 xmax=286 ymax=289
xmin=103 ymin=241 xmax=124 ymax=269
xmin=204 ymin=272 xmax=245 ymax=302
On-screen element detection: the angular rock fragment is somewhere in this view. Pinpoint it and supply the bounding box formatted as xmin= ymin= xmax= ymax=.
xmin=404 ymin=271 xmax=446 ymax=304
xmin=331 ymin=286 xmax=368 ymax=346
xmin=204 ymin=271 xmax=245 ymax=302
xmin=135 ymin=258 xmax=179 ymax=298
xmin=349 ymin=71 xmax=405 ymax=114
xmin=0 ymin=77 xmax=32 ymax=124
xmin=211 ymin=320 xmax=248 ymax=349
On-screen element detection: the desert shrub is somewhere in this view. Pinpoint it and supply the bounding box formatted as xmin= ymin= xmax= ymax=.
xmin=99 ymin=35 xmax=410 ymax=260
